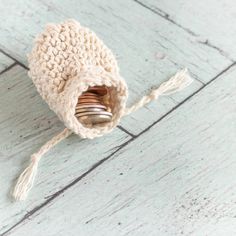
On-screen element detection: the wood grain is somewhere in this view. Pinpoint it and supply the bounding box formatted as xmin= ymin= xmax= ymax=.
xmin=4 ymin=59 xmax=236 ymax=236
xmin=0 ymin=66 xmax=130 ymax=234
xmin=0 ymin=52 xmax=14 ymax=73
xmin=138 ymin=0 xmax=236 ymax=61
xmin=0 ymin=0 xmax=231 ymax=134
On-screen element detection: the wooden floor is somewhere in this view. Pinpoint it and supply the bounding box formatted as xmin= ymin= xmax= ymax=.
xmin=0 ymin=1 xmax=235 ymax=235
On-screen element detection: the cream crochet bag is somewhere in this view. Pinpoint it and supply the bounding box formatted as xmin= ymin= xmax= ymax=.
xmin=12 ymin=20 xmax=193 ymax=201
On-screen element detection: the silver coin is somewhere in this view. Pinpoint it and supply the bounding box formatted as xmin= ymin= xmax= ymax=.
xmin=75 ymin=107 xmax=106 ymax=114
xmin=76 ymin=104 xmax=107 ymax=109
xmin=75 ymin=111 xmax=112 ymax=118
xmin=78 ymin=114 xmax=112 ymax=124
xmin=77 ymin=101 xmax=102 ymax=105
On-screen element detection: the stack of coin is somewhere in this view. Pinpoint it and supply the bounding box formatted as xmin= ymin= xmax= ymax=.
xmin=75 ymin=86 xmax=112 ymax=125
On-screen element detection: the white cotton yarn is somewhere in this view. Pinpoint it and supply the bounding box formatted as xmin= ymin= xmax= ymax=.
xmin=28 ymin=19 xmax=128 ymax=139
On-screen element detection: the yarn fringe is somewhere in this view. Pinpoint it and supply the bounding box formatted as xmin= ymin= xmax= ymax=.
xmin=12 ymin=156 xmax=39 ymax=201
xmin=12 ymin=128 xmax=72 ymax=201
xmin=124 ymin=68 xmax=193 ymax=116
xmin=12 ymin=69 xmax=192 ymax=201
xmin=157 ymin=68 xmax=193 ymax=95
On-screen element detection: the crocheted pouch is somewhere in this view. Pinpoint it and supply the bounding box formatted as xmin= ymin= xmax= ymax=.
xmin=28 ymin=20 xmax=128 ymax=139
xmin=12 ymin=20 xmax=193 ymax=201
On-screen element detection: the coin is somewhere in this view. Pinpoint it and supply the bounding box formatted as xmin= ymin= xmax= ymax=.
xmin=75 ymin=111 xmax=112 ymax=118
xmin=76 ymin=104 xmax=107 ymax=109
xmin=78 ymin=114 xmax=112 ymax=124
xmin=78 ymin=96 xmax=101 ymax=100
xmin=78 ymin=99 xmax=102 ymax=104
xmin=77 ymin=102 xmax=102 ymax=106
xmin=75 ymin=107 xmax=106 ymax=113
xmin=79 ymin=95 xmax=100 ymax=98
xmin=75 ymin=87 xmax=112 ymax=125
xmin=78 ymin=98 xmax=102 ymax=102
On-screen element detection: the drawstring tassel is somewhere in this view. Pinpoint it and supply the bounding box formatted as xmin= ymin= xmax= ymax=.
xmin=124 ymin=68 xmax=193 ymax=116
xmin=12 ymin=128 xmax=72 ymax=201
xmin=157 ymin=68 xmax=193 ymax=95
xmin=12 ymin=155 xmax=39 ymax=201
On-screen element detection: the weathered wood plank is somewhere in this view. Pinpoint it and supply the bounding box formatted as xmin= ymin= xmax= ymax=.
xmin=6 ymin=65 xmax=236 ymax=236
xmin=138 ymin=0 xmax=236 ymax=61
xmin=0 ymin=66 xmax=130 ymax=234
xmin=0 ymin=0 xmax=231 ymax=134
xmin=0 ymin=52 xmax=14 ymax=73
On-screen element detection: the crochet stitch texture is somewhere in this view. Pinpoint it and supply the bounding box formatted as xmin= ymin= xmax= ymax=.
xmin=28 ymin=19 xmax=128 ymax=139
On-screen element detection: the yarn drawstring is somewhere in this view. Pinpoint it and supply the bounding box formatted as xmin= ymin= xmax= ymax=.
xmin=12 ymin=128 xmax=72 ymax=201
xmin=124 ymin=68 xmax=192 ymax=116
xmin=12 ymin=68 xmax=192 ymax=201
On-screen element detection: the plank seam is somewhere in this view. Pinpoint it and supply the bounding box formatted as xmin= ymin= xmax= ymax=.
xmin=1 ymin=62 xmax=235 ymax=236
xmin=0 ymin=48 xmax=29 ymax=70
xmin=0 ymin=63 xmax=18 ymax=76
xmin=117 ymin=126 xmax=136 ymax=138
xmin=133 ymin=0 xmax=234 ymax=62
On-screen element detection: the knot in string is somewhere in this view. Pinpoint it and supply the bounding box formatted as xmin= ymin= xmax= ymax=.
xmin=31 ymin=154 xmax=40 ymax=164
xmin=150 ymin=89 xmax=161 ymax=100
xmin=124 ymin=69 xmax=192 ymax=116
